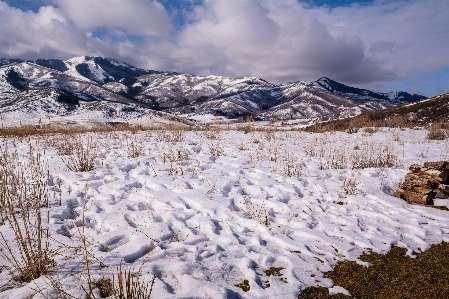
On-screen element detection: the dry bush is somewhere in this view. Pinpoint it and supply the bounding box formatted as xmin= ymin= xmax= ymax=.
xmin=264 ymin=130 xmax=276 ymax=141
xmin=209 ymin=142 xmax=224 ymax=157
xmin=202 ymin=125 xmax=222 ymax=140
xmin=383 ymin=115 xmax=409 ymax=128
xmin=0 ymin=143 xmax=54 ymax=282
xmin=390 ymin=129 xmax=401 ymax=142
xmin=268 ymin=145 xmax=279 ymax=162
xmin=240 ymin=196 xmax=270 ymax=227
xmin=327 ymin=145 xmax=348 ymax=170
xmin=351 ymin=141 xmax=400 ymax=169
xmin=42 ymin=133 xmax=76 ymax=155
xmin=61 ymin=136 xmax=99 ymax=172
xmin=303 ymin=135 xmax=327 ymax=157
xmin=426 ymin=128 xmax=448 ymax=140
xmin=363 ymin=127 xmax=378 ymax=134
xmin=241 ymin=115 xmax=254 ymax=134
xmin=161 ymin=145 xmax=187 ymax=177
xmin=342 ymin=173 xmax=361 ymax=195
xmin=125 ymin=133 xmax=145 ymax=158
xmin=156 ymin=123 xmax=186 ymax=142
xmin=279 ymin=152 xmax=302 ymax=177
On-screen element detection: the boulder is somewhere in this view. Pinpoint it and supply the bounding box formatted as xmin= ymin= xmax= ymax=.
xmin=395 ymin=161 xmax=449 ymax=205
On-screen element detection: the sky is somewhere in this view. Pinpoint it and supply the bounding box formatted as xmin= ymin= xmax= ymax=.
xmin=0 ymin=0 xmax=448 ymax=97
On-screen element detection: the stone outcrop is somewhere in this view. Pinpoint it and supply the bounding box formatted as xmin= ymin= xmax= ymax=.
xmin=394 ymin=161 xmax=449 ymax=205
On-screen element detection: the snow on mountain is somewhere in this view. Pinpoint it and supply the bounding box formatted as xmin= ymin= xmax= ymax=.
xmin=314 ymin=77 xmax=426 ymax=105
xmin=0 ymin=56 xmax=427 ymax=125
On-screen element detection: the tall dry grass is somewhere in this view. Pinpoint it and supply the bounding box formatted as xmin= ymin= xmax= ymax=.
xmin=0 ymin=141 xmax=54 ymax=282
xmin=84 ymin=262 xmax=156 ymax=299
xmin=60 ymin=136 xmax=99 ymax=172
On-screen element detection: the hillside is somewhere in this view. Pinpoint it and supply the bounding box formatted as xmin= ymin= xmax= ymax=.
xmin=305 ymin=93 xmax=449 ymax=132
xmin=0 ymin=56 xmax=426 ymax=125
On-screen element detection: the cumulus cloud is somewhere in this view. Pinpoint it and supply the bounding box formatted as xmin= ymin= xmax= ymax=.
xmin=0 ymin=3 xmax=88 ymax=59
xmin=0 ymin=0 xmax=448 ymax=94
xmin=150 ymin=0 xmax=389 ymax=83
xmin=54 ymin=0 xmax=172 ymax=36
xmin=155 ymin=0 xmax=449 ymax=87
xmin=308 ymin=0 xmax=449 ymax=84
xmin=0 ymin=1 xmax=163 ymax=64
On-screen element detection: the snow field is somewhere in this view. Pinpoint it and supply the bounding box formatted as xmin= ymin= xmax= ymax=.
xmin=0 ymin=128 xmax=449 ymax=298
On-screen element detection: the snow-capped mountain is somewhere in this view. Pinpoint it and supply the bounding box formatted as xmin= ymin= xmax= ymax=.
xmin=312 ymin=77 xmax=425 ymax=105
xmin=0 ymin=56 xmax=426 ymax=124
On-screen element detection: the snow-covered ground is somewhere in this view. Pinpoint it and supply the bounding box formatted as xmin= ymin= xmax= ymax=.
xmin=1 ymin=127 xmax=449 ymax=298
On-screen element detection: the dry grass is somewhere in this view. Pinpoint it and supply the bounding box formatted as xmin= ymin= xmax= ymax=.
xmin=240 ymin=196 xmax=271 ymax=227
xmin=281 ymin=152 xmax=302 ymax=177
xmin=0 ymin=122 xmax=155 ymax=138
xmin=61 ymin=136 xmax=99 ymax=172
xmin=426 ymin=127 xmax=448 ymax=140
xmin=300 ymin=134 xmax=400 ymax=170
xmin=209 ymin=142 xmax=224 ymax=157
xmin=112 ymin=264 xmax=156 ymax=299
xmin=125 ymin=133 xmax=145 ymax=158
xmin=161 ymin=144 xmax=188 ymax=177
xmin=85 ymin=262 xmax=156 ymax=299
xmin=341 ymin=173 xmax=361 ymax=195
xmin=350 ymin=141 xmax=400 ymax=169
xmin=298 ymin=242 xmax=449 ymax=298
xmin=0 ymin=142 xmax=54 ymax=283
xmin=155 ymin=123 xmax=186 ymax=142
xmin=201 ymin=125 xmax=222 ymax=140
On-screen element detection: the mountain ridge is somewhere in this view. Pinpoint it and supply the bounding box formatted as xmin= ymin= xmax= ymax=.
xmin=0 ymin=56 xmax=427 ymax=124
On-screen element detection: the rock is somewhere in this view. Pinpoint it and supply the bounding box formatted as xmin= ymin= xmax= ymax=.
xmin=439 ymin=184 xmax=449 ymax=193
xmin=423 ymin=161 xmax=449 ymax=171
xmin=394 ymin=188 xmax=435 ymax=205
xmin=395 ymin=161 xmax=449 ymax=205
xmin=423 ymin=161 xmax=449 ymax=183
xmin=409 ymin=164 xmax=424 ymax=172
xmin=435 ymin=190 xmax=448 ymax=199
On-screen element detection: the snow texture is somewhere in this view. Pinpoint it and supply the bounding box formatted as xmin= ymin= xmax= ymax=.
xmin=0 ymin=128 xmax=448 ymax=298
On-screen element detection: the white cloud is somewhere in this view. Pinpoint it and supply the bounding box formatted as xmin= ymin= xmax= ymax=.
xmin=153 ymin=0 xmax=448 ymax=86
xmin=151 ymin=0 xmax=375 ymax=83
xmin=54 ymin=0 xmax=172 ymax=37
xmin=308 ymin=0 xmax=449 ymax=83
xmin=0 ymin=3 xmax=88 ymax=59
xmin=0 ymin=0 xmax=448 ymax=94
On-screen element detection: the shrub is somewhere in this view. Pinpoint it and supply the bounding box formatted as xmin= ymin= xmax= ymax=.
xmin=61 ymin=136 xmax=98 ymax=172
xmin=426 ymin=128 xmax=447 ymax=140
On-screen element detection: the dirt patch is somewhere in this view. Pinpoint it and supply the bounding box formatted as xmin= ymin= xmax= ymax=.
xmin=298 ymin=242 xmax=449 ymax=298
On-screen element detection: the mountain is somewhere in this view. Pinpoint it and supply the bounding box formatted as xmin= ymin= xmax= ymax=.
xmin=0 ymin=56 xmax=427 ymax=125
xmin=305 ymin=93 xmax=449 ymax=132
xmin=356 ymin=92 xmax=449 ymax=125
xmin=313 ymin=77 xmax=426 ymax=105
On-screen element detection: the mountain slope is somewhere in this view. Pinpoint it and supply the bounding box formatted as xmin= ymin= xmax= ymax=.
xmin=313 ymin=77 xmax=426 ymax=105
xmin=0 ymin=56 xmax=427 ymax=124
xmin=305 ymin=93 xmax=449 ymax=132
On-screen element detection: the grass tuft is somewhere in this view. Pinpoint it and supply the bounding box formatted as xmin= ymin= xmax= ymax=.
xmin=61 ymin=136 xmax=98 ymax=172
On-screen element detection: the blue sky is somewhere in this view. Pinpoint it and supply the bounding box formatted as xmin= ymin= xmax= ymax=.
xmin=1 ymin=0 xmax=448 ymax=97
